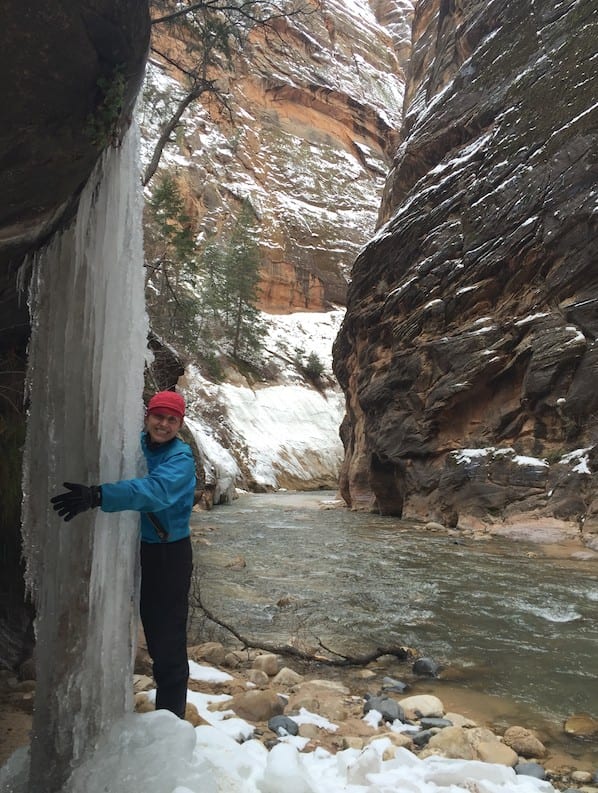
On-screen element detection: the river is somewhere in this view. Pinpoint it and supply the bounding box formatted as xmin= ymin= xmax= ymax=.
xmin=190 ymin=490 xmax=598 ymax=766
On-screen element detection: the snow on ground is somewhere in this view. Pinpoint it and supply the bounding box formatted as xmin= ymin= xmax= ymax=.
xmin=0 ymin=665 xmax=559 ymax=793
xmin=182 ymin=310 xmax=347 ymax=493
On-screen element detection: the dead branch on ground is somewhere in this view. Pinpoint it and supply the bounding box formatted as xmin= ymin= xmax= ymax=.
xmin=195 ymin=587 xmax=412 ymax=667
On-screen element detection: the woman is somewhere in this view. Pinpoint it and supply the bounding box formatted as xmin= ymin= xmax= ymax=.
xmin=51 ymin=390 xmax=196 ymax=718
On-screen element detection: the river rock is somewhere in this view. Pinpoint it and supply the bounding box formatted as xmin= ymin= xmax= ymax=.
xmin=252 ymin=653 xmax=281 ymax=676
xmin=503 ymin=725 xmax=547 ymax=757
xmin=230 ymin=689 xmax=285 ymax=722
xmin=381 ymin=676 xmax=409 ymax=694
xmin=420 ymin=717 xmax=453 ymax=729
xmin=189 ymin=641 xmax=226 ymax=666
xmin=272 ymin=667 xmax=304 ymax=687
xmin=339 ymin=717 xmax=379 ymax=740
xmin=445 ymin=711 xmax=478 ymax=728
xmin=412 ymin=729 xmax=435 ymax=747
xmin=248 ymin=669 xmax=270 ymax=687
xmin=287 ymin=680 xmax=350 ymax=722
xmin=298 ymin=723 xmax=322 ymax=739
xmin=419 ymin=726 xmax=517 ymax=766
xmin=412 ymin=657 xmax=441 ymax=677
xmin=363 ymin=695 xmax=405 ymax=724
xmin=476 ymin=740 xmax=519 ymax=767
xmin=399 ymin=694 xmax=445 ymax=719
xmin=515 ymin=762 xmax=546 ymax=779
xmin=564 ymin=712 xmax=598 ymax=738
xmin=369 ymin=731 xmax=414 ymax=752
xmin=268 ymin=714 xmax=299 ymax=736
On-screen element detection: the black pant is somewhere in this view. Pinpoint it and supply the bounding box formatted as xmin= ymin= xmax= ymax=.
xmin=140 ymin=537 xmax=193 ymax=719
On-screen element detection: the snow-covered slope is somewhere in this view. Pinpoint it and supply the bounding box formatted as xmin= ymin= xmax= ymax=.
xmin=180 ymin=310 xmax=346 ymax=499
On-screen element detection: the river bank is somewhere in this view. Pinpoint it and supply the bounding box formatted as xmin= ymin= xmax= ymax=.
xmin=2 ymin=490 xmax=596 ymax=781
xmin=189 ymin=490 xmax=598 ymax=769
xmin=2 ymin=638 xmax=596 ymax=791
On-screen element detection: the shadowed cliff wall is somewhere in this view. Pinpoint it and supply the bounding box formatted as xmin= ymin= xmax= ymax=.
xmin=333 ymin=0 xmax=598 ymax=544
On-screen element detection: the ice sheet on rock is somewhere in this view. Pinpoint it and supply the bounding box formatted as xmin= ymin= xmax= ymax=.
xmin=19 ymin=123 xmax=148 ymax=791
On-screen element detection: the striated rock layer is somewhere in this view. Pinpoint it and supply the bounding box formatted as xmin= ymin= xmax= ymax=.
xmin=142 ymin=0 xmax=413 ymax=311
xmin=333 ymin=0 xmax=598 ymax=543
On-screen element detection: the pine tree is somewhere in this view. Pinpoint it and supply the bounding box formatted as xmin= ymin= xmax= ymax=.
xmin=197 ymin=200 xmax=265 ymax=362
xmin=144 ymin=173 xmax=201 ymax=352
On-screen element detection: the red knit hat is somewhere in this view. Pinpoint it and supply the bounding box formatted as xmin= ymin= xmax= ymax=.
xmin=146 ymin=391 xmax=185 ymax=421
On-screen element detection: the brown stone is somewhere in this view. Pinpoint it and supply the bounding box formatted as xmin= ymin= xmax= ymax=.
xmin=503 ymin=725 xmax=547 ymax=758
xmin=230 ymin=689 xmax=285 ymax=722
xmin=564 ymin=713 xmax=598 ymax=738
xmin=252 ymin=653 xmax=281 ymax=677
xmin=189 ymin=642 xmax=226 ymax=666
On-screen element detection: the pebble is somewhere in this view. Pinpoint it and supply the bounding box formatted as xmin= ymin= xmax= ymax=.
xmin=268 ymin=715 xmax=299 ymax=737
xmin=515 ymin=762 xmax=546 ymax=779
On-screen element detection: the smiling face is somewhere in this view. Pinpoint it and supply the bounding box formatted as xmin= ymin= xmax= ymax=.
xmin=145 ymin=410 xmax=183 ymax=444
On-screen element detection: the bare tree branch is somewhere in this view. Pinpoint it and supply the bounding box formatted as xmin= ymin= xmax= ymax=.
xmin=143 ymin=80 xmax=216 ymax=186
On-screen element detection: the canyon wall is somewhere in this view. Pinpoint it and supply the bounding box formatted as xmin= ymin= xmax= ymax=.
xmin=333 ymin=0 xmax=598 ymax=544
xmin=141 ymin=0 xmax=414 ymax=311
xmin=0 ymin=0 xmax=150 ymax=670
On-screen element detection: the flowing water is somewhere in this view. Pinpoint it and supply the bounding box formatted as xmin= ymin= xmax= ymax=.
xmin=192 ymin=491 xmax=598 ymax=766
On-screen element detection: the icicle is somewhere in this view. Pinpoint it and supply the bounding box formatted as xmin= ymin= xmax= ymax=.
xmin=20 ymin=123 xmax=149 ymax=793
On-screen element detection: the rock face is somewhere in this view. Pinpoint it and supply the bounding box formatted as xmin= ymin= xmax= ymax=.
xmin=333 ymin=0 xmax=598 ymax=542
xmin=0 ymin=0 xmax=150 ymax=669
xmin=141 ymin=0 xmax=413 ymax=311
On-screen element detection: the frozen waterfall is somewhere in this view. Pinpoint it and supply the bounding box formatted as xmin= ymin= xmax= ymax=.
xmin=18 ymin=125 xmax=148 ymax=792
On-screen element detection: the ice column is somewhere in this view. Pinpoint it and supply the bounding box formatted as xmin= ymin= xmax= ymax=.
xmin=21 ymin=124 xmax=149 ymax=793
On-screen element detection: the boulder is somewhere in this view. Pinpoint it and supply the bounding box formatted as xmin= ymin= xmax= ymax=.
xmin=503 ymin=725 xmax=547 ymax=758
xmin=230 ymin=689 xmax=285 ymax=722
xmin=399 ymin=694 xmax=444 ymax=719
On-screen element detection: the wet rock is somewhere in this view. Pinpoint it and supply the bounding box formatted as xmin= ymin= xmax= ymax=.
xmin=363 ymin=694 xmax=405 ymax=723
xmin=268 ymin=715 xmax=299 ymax=737
xmin=413 ymin=729 xmax=435 ymax=747
xmin=564 ymin=713 xmax=598 ymax=739
xmin=412 ymin=657 xmax=440 ymax=677
xmin=515 ymin=762 xmax=546 ymax=779
xmin=381 ymin=676 xmax=409 ymax=694
xmin=225 ymin=555 xmax=246 ymax=570
xmin=419 ymin=726 xmax=517 ymax=766
xmin=503 ymin=725 xmax=547 ymax=757
xmin=445 ymin=711 xmax=477 ymax=728
xmin=420 ymin=717 xmax=453 ymax=729
xmin=571 ymin=770 xmax=593 ymax=784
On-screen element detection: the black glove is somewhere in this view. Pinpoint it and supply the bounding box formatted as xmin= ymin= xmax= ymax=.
xmin=51 ymin=482 xmax=102 ymax=522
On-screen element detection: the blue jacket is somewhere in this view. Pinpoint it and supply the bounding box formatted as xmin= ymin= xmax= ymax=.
xmin=100 ymin=432 xmax=196 ymax=543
